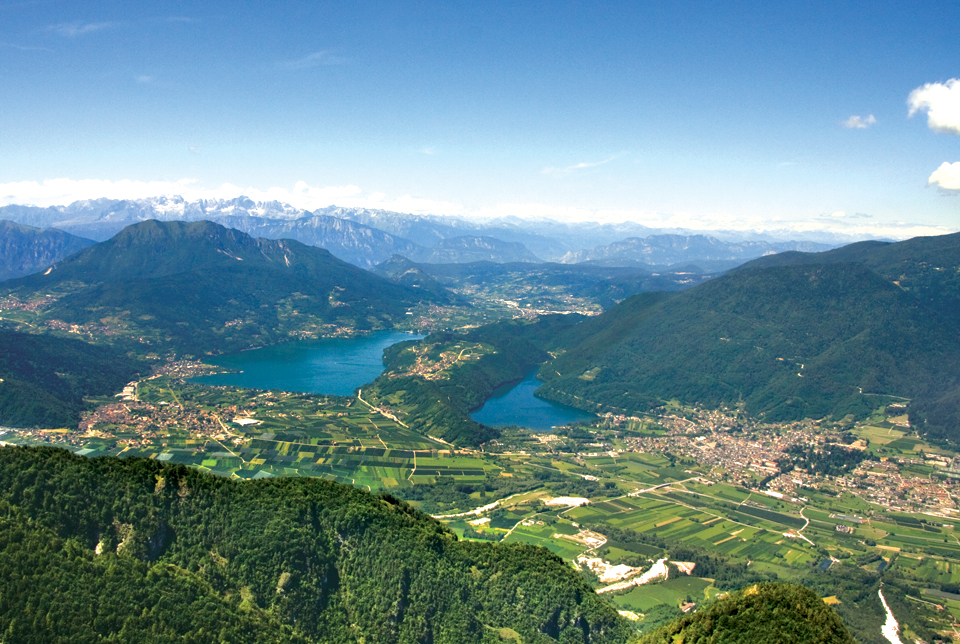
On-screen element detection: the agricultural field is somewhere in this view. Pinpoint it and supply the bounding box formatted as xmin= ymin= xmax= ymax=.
xmin=611 ymin=576 xmax=716 ymax=613
xmin=567 ymin=489 xmax=819 ymax=567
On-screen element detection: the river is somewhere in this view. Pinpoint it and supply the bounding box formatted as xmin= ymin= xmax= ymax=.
xmin=878 ymin=588 xmax=904 ymax=644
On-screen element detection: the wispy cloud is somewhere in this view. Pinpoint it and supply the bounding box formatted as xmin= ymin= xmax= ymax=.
xmin=542 ymin=154 xmax=622 ymax=175
xmin=909 ymin=78 xmax=960 ymax=135
xmin=47 ymin=21 xmax=118 ymax=37
xmin=0 ymin=41 xmax=52 ymax=52
xmin=842 ymin=114 xmax=876 ymax=129
xmin=166 ymin=16 xmax=197 ymax=24
xmin=278 ymin=50 xmax=347 ymax=70
xmin=928 ymin=161 xmax=960 ymax=192
xmin=135 ymin=75 xmax=154 ymax=84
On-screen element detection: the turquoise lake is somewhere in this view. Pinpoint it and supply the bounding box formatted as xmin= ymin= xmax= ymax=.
xmin=190 ymin=331 xmax=423 ymax=396
xmin=191 ymin=332 xmax=594 ymax=430
xmin=470 ymin=371 xmax=594 ymax=431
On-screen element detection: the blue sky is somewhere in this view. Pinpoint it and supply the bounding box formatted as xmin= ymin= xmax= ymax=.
xmin=1 ymin=0 xmax=958 ymax=238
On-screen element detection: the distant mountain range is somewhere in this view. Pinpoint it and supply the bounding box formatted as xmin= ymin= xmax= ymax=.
xmin=0 ymin=196 xmax=850 ymax=271
xmin=2 ymin=220 xmax=440 ymax=355
xmin=558 ymin=234 xmax=834 ymax=269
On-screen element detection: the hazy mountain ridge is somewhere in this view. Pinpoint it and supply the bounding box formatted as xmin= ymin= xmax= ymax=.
xmin=0 ymin=220 xmax=94 ymax=281
xmin=373 ymin=256 xmax=716 ymax=311
xmin=172 ymin=212 xmax=424 ymax=268
xmin=409 ymin=235 xmax=542 ymax=264
xmin=559 ymin=234 xmax=835 ymax=265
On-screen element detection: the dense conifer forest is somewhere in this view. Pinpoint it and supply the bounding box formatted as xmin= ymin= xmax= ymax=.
xmin=0 ymin=447 xmax=630 ymax=644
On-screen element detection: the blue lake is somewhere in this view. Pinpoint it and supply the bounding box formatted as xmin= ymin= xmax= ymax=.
xmin=470 ymin=371 xmax=594 ymax=431
xmin=190 ymin=331 xmax=423 ymax=396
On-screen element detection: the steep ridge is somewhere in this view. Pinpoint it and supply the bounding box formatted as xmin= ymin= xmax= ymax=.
xmin=0 ymin=220 xmax=93 ymax=281
xmin=407 ymin=235 xmax=542 ymax=264
xmin=210 ymin=213 xmax=424 ymax=267
xmin=2 ymin=220 xmax=436 ymax=354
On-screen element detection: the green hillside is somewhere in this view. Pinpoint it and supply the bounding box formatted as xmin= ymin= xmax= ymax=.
xmin=739 ymin=231 xmax=960 ymax=322
xmin=0 ymin=328 xmax=144 ymax=427
xmin=532 ymin=249 xmax=960 ymax=437
xmin=2 ymin=220 xmax=436 ymax=354
xmin=637 ymin=583 xmax=855 ymax=644
xmin=0 ymin=446 xmax=630 ymax=644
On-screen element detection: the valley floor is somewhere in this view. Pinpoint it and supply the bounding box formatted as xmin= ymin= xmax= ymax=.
xmin=6 ymin=373 xmax=960 ymax=642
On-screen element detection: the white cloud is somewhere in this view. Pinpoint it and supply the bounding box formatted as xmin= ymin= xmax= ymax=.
xmin=0 ymin=178 xmax=201 ymax=207
xmin=278 ymin=51 xmax=347 ymax=70
xmin=908 ymin=79 xmax=960 ymax=135
xmin=928 ymin=161 xmax=960 ymax=192
xmin=842 ymin=115 xmax=876 ymax=129
xmin=817 ymin=211 xmax=872 ymax=219
xmin=47 ymin=22 xmax=117 ymax=37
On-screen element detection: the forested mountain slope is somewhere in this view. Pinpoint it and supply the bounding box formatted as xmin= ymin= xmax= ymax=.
xmin=0 ymin=446 xmax=631 ymax=644
xmin=534 ymin=253 xmax=960 ymax=438
xmin=739 ymin=231 xmax=960 ymax=322
xmin=0 ymin=328 xmax=144 ymax=427
xmin=1 ymin=220 xmax=438 ymax=354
